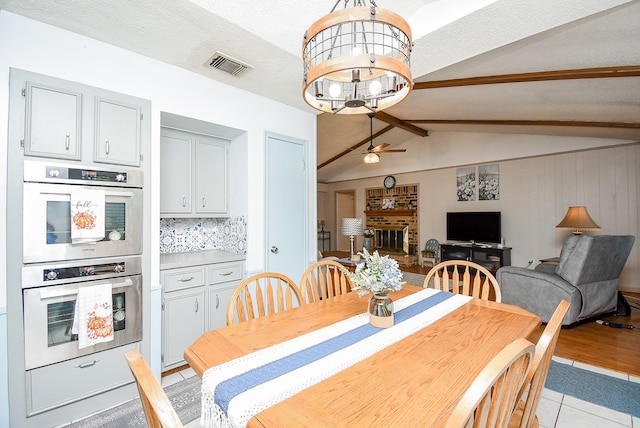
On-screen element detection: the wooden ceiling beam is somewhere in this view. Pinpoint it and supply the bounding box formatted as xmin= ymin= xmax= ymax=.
xmin=373 ymin=111 xmax=429 ymax=137
xmin=413 ymin=65 xmax=640 ymax=89
xmin=406 ymin=119 xmax=640 ymax=129
xmin=318 ymin=125 xmax=394 ymax=170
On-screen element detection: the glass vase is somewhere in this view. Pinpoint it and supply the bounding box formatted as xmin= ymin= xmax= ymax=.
xmin=368 ymin=293 xmax=394 ymax=328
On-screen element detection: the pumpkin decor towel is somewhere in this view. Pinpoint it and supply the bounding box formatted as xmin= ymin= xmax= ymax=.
xmin=72 ymin=283 xmax=114 ymax=349
xmin=70 ymin=189 xmax=105 ymax=244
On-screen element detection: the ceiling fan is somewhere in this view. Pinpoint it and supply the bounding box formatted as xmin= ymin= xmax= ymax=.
xmin=362 ymin=114 xmax=406 ymax=163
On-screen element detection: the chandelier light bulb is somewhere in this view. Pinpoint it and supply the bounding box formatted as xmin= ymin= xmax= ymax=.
xmin=329 ymin=83 xmax=342 ymax=98
xmin=369 ymin=80 xmax=382 ymax=96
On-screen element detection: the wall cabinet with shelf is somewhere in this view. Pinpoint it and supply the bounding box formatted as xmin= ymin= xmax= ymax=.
xmin=161 ymin=260 xmax=243 ymax=371
xmin=160 ymin=127 xmax=229 ymax=217
xmin=440 ymin=244 xmax=511 ymax=274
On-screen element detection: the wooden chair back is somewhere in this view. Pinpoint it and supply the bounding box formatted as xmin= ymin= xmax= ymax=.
xmin=226 ymin=272 xmax=304 ymax=325
xmin=124 ymin=349 xmax=184 ymax=428
xmin=445 ymin=338 xmax=535 ymax=428
xmin=509 ymin=300 xmax=571 ymax=428
xmin=299 ymin=260 xmax=353 ymax=303
xmin=423 ymin=260 xmax=502 ymax=302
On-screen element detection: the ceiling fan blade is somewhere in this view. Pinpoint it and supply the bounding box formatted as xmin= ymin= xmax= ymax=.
xmin=371 ymin=143 xmax=390 ymax=152
xmin=377 ymin=149 xmax=407 ymax=153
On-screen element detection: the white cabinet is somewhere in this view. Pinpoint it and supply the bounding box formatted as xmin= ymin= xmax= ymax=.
xmin=161 ymin=265 xmax=206 ymax=371
xmin=14 ymin=68 xmax=148 ymax=166
xmin=161 ymin=260 xmax=243 ymax=371
xmin=94 ymin=97 xmax=142 ymax=166
xmin=24 ymin=81 xmax=82 ymax=160
xmin=160 ymin=127 xmax=229 ymax=217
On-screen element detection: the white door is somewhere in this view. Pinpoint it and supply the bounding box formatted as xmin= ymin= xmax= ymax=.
xmin=266 ymin=133 xmax=308 ymax=284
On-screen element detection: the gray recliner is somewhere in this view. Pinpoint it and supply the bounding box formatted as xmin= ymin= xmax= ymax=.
xmin=497 ymin=235 xmax=635 ymax=325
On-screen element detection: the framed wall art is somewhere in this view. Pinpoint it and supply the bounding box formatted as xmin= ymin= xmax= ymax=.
xmin=479 ymin=164 xmax=500 ymax=200
xmin=456 ymin=167 xmax=476 ymax=201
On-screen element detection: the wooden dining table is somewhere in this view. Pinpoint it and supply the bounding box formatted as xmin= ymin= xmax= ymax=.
xmin=184 ymin=284 xmax=540 ymax=427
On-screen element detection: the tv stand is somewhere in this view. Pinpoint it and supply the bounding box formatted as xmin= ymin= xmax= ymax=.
xmin=440 ymin=243 xmax=511 ymax=275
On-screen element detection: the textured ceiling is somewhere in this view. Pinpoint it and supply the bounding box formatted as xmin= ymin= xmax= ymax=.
xmin=2 ymin=0 xmax=638 ymax=182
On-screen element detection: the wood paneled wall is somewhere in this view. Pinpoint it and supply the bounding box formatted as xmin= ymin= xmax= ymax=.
xmin=325 ymin=143 xmax=640 ymax=292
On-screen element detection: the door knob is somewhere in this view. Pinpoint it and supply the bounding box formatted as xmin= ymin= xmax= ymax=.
xmin=270 ymin=246 xmax=278 ymax=254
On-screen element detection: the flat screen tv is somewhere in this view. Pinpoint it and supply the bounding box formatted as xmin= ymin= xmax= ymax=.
xmin=446 ymin=211 xmax=501 ymax=244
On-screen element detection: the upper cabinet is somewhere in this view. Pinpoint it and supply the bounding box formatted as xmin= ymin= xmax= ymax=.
xmin=24 ymin=81 xmax=82 ymax=160
xmin=160 ymin=127 xmax=230 ymax=217
xmin=13 ymin=68 xmax=149 ymax=167
xmin=94 ymin=97 xmax=142 ymax=166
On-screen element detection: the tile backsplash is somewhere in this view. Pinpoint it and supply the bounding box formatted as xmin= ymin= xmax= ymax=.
xmin=160 ymin=216 xmax=247 ymax=254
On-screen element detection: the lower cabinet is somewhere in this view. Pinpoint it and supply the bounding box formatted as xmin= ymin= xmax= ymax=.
xmin=161 ymin=260 xmax=244 ymax=371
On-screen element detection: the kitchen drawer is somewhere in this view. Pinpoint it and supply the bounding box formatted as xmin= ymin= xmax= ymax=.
xmin=162 ymin=266 xmax=206 ymax=292
xmin=208 ymin=262 xmax=243 ymax=285
xmin=26 ymin=343 xmax=138 ymax=415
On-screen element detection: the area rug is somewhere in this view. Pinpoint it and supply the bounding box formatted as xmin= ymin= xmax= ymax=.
xmin=402 ymin=271 xmax=426 ymax=287
xmin=545 ymin=361 xmax=640 ymax=417
xmin=66 ymin=374 xmax=201 ymax=427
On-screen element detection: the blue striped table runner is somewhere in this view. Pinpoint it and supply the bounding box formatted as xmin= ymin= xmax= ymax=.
xmin=201 ymin=288 xmax=471 ymax=428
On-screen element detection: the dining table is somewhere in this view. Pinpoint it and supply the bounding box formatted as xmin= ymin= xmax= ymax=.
xmin=184 ymin=284 xmax=540 ymax=427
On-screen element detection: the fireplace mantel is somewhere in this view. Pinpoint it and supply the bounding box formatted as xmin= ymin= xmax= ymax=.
xmin=365 ymin=209 xmax=416 ymax=216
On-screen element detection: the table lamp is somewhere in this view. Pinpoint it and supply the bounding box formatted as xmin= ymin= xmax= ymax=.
xmin=341 ymin=218 xmax=363 ymax=260
xmin=556 ymin=206 xmax=602 ymax=235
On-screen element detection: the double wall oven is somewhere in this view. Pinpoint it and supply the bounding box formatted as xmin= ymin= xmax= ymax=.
xmin=22 ymin=160 xmax=144 ymax=370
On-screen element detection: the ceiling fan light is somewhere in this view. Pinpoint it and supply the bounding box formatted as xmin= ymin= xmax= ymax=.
xmin=364 ymin=153 xmax=380 ymax=163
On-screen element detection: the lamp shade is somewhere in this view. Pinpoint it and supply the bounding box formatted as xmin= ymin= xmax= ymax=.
xmin=341 ymin=218 xmax=363 ymax=236
xmin=556 ymin=206 xmax=601 ymax=235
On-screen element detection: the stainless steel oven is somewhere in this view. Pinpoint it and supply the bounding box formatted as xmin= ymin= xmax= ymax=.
xmin=22 ymin=159 xmax=143 ymax=264
xmin=22 ymin=255 xmax=143 ymax=370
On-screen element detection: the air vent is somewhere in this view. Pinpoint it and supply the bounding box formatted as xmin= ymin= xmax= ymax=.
xmin=206 ymin=51 xmax=252 ymax=76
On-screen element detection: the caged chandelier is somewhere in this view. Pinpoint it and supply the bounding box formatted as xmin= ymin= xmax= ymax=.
xmin=302 ymin=0 xmax=413 ymax=115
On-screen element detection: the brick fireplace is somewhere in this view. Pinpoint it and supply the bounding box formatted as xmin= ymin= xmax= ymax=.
xmin=365 ymin=184 xmax=418 ymax=266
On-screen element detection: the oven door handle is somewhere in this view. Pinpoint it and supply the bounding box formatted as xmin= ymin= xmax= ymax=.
xmin=39 ymin=278 xmax=134 ymax=299
xmin=104 ymin=190 xmax=134 ymax=197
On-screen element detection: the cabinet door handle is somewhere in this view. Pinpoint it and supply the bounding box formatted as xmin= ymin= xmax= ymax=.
xmin=182 ymin=196 xmax=186 ymax=207
xmin=75 ymin=359 xmax=99 ymax=369
xmin=220 ymin=272 xmax=233 ymax=276
xmin=216 ymin=294 xmax=219 ymax=309
xmin=179 ymin=276 xmax=194 ymax=282
xmin=195 ymin=298 xmax=199 ymax=313
xmin=105 ymin=138 xmax=110 ymax=155
xmin=65 ymin=133 xmax=70 ymax=151
xmin=202 ymin=197 xmax=206 ymax=207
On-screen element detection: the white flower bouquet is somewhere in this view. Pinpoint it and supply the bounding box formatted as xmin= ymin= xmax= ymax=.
xmin=344 ymin=249 xmax=404 ymax=297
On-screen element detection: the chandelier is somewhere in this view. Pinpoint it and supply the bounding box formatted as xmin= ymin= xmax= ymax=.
xmin=302 ymin=0 xmax=413 ymax=114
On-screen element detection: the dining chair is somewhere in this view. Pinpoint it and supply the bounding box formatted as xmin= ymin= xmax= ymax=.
xmin=445 ymin=338 xmax=535 ymax=428
xmin=508 ymin=300 xmax=571 ymax=428
xmin=226 ymin=272 xmax=304 ymax=325
xmin=299 ymin=260 xmax=353 ymax=303
xmin=124 ymin=349 xmax=184 ymax=428
xmin=423 ymin=260 xmax=502 ymax=302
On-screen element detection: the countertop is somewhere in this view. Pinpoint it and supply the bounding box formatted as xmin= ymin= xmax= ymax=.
xmin=160 ymin=249 xmax=246 ymax=270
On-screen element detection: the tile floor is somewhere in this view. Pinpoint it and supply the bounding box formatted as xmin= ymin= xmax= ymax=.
xmin=164 ymin=357 xmax=640 ymax=428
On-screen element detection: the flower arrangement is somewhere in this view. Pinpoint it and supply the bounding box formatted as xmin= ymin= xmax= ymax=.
xmin=343 ymin=249 xmax=404 ymax=297
xmin=363 ymin=229 xmax=375 ymax=238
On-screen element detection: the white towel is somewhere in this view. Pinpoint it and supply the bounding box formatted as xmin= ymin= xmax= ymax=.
xmin=70 ymin=189 xmax=105 ymax=244
xmin=72 ymin=283 xmax=114 ymax=349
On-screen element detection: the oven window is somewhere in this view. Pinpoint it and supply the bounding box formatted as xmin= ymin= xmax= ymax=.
xmin=46 ymin=293 xmax=126 ymax=347
xmin=46 ymin=201 xmax=126 ymax=244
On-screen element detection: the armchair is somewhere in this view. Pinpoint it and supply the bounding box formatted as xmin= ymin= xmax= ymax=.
xmin=497 ymin=235 xmax=635 ymax=325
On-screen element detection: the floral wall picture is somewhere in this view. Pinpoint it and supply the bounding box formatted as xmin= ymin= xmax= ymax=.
xmin=479 ymin=164 xmax=500 ymax=200
xmin=456 ymin=167 xmax=476 ymax=201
